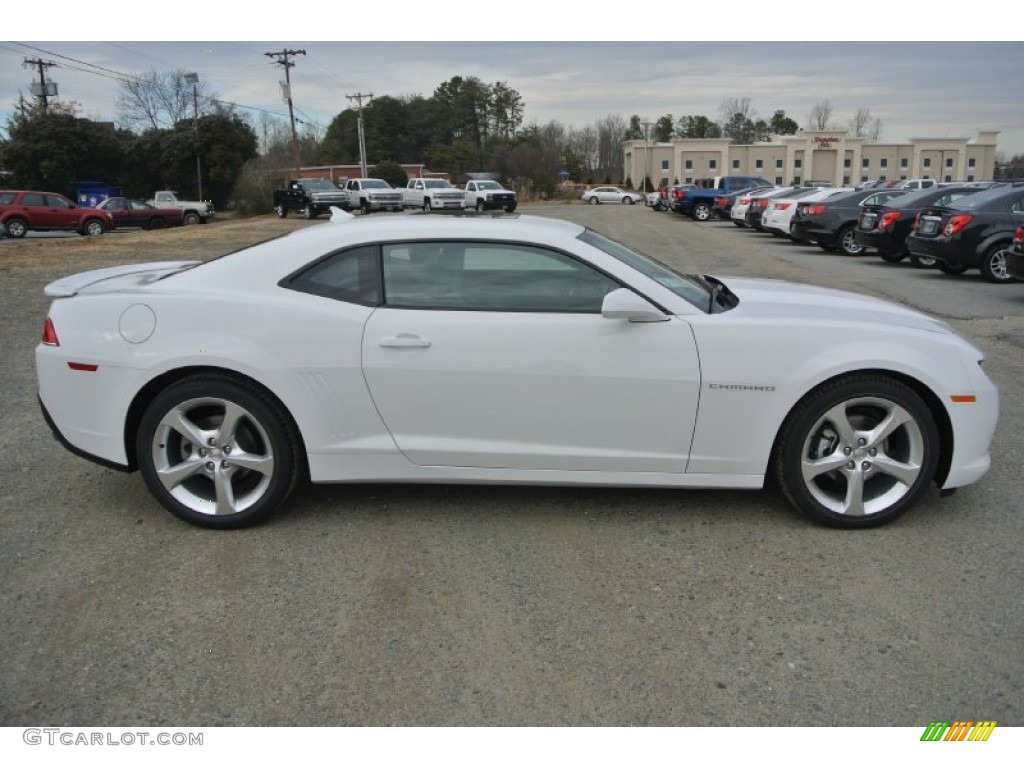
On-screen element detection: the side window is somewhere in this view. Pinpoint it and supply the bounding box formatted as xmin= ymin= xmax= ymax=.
xmin=130 ymin=201 xmax=149 ymax=210
xmin=284 ymin=244 xmax=381 ymax=305
xmin=106 ymin=199 xmax=126 ymax=211
xmin=0 ymin=192 xmax=15 ymax=205
xmin=382 ymin=241 xmax=620 ymax=313
xmin=1010 ymin=198 xmax=1024 ymax=214
xmin=47 ymin=196 xmax=72 ymax=209
xmin=22 ymin=193 xmax=45 ymax=206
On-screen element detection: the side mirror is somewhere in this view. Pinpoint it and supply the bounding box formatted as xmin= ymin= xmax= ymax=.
xmin=601 ymin=288 xmax=667 ymax=323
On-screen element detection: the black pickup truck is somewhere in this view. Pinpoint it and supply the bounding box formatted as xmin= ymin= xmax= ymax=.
xmin=273 ymin=179 xmax=349 ymax=219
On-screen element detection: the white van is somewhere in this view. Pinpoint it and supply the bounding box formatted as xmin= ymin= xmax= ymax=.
xmin=897 ymin=178 xmax=937 ymax=190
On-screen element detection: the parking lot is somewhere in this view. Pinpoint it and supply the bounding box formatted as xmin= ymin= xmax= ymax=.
xmin=1 ymin=204 xmax=1021 ymax=727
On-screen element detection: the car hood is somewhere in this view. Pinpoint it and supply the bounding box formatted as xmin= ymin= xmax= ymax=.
xmin=720 ymin=276 xmax=954 ymax=335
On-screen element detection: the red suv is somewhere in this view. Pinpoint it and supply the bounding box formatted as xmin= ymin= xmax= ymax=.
xmin=0 ymin=190 xmax=115 ymax=238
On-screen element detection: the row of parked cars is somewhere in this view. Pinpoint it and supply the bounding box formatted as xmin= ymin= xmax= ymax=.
xmin=657 ymin=178 xmax=1024 ymax=284
xmin=0 ymin=189 xmax=214 ymax=238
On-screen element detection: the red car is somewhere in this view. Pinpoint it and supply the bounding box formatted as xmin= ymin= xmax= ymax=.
xmin=0 ymin=190 xmax=115 ymax=238
xmin=96 ymin=197 xmax=184 ymax=229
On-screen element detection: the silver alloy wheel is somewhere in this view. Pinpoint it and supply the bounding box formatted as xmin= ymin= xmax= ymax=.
xmin=85 ymin=219 xmax=105 ymax=236
xmin=838 ymin=226 xmax=864 ymax=256
xmin=799 ymin=396 xmax=925 ymax=518
xmin=982 ymin=247 xmax=1011 ymax=282
xmin=6 ymin=218 xmax=27 ymax=237
xmin=588 ymin=196 xmax=599 ymax=205
xmin=151 ymin=397 xmax=276 ymax=517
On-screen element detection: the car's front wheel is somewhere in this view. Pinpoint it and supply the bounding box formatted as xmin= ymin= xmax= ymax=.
xmin=82 ymin=219 xmax=105 ymax=236
xmin=136 ymin=375 xmax=302 ymax=529
xmin=274 ymin=204 xmax=288 ymax=219
xmin=623 ymin=197 xmax=635 ymax=205
xmin=588 ymin=196 xmax=599 ymax=205
xmin=183 ymin=212 xmax=201 ymax=226
xmin=773 ymin=374 xmax=939 ymax=528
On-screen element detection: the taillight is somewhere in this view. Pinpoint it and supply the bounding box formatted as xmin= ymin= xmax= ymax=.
xmin=878 ymin=211 xmax=900 ymax=230
xmin=739 ymin=197 xmax=750 ymax=205
xmin=42 ymin=317 xmax=59 ymax=346
xmin=943 ymin=214 xmax=973 ymax=237
xmin=1013 ymin=226 xmax=1023 ymax=246
xmin=757 ymin=199 xmax=770 ymax=208
xmin=775 ymin=202 xmax=792 ymax=211
xmin=715 ymin=196 xmax=729 ymax=206
xmin=803 ymin=204 xmax=826 ymax=216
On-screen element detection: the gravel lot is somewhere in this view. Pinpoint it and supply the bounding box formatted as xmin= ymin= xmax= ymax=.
xmin=1 ymin=206 xmax=1021 ymax=727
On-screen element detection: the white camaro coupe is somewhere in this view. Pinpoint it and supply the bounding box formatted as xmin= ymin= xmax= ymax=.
xmin=36 ymin=212 xmax=998 ymax=529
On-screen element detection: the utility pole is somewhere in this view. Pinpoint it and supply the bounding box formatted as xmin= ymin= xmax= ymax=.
xmin=264 ymin=48 xmax=306 ymax=178
xmin=346 ymin=92 xmax=373 ymax=178
xmin=23 ymin=58 xmax=57 ymax=114
xmin=640 ymin=119 xmax=654 ymax=195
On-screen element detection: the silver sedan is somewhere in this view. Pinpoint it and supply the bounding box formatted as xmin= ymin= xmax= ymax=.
xmin=582 ymin=186 xmax=644 ymax=205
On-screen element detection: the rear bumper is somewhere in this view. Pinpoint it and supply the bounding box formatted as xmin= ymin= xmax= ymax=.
xmin=1006 ymin=248 xmax=1024 ymax=280
xmin=906 ymin=235 xmax=975 ymax=267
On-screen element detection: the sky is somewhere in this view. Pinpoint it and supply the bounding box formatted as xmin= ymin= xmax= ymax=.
xmin=3 ymin=7 xmax=1022 ymax=161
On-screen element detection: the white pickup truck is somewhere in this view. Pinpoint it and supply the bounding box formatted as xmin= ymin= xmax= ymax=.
xmin=342 ymin=178 xmax=404 ymax=214
xmin=148 ymin=191 xmax=215 ymax=225
xmin=464 ymin=180 xmax=517 ymax=212
xmin=403 ymin=178 xmax=466 ymax=211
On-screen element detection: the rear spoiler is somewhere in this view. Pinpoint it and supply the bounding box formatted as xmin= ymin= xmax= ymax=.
xmin=44 ymin=261 xmax=201 ymax=298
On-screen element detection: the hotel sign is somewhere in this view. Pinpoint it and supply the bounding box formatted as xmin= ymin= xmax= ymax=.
xmin=812 ymin=136 xmax=842 ymax=149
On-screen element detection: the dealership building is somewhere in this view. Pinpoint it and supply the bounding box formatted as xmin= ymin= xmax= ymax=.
xmin=623 ymin=130 xmax=1000 ymax=188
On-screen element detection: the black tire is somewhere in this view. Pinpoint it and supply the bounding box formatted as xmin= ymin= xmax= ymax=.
xmin=878 ymin=250 xmax=905 ymax=263
xmin=136 ymin=375 xmax=302 ymax=529
xmin=360 ymin=199 xmax=370 ymax=215
xmin=302 ymin=205 xmax=317 ymax=220
xmin=5 ymin=218 xmax=28 ymax=238
xmin=979 ymin=243 xmax=1015 ymax=283
xmin=773 ymin=374 xmax=939 ymax=529
xmin=81 ymin=219 xmax=106 ymax=236
xmin=476 ymin=200 xmax=485 ymax=211
xmin=423 ymin=198 xmax=432 ymax=212
xmin=733 ymin=220 xmax=746 ymax=228
xmin=836 ymin=224 xmax=864 ymax=256
xmin=274 ymin=205 xmax=288 ymax=219
xmin=623 ymin=197 xmax=635 ymax=205
xmin=148 ymin=217 xmax=168 ymax=230
xmin=908 ymin=252 xmax=938 ymax=269
xmin=938 ymin=263 xmax=969 ymax=275
xmin=587 ymin=196 xmax=599 ymax=205
xmin=505 ymin=205 xmax=517 ymax=213
xmin=692 ymin=202 xmax=712 ymax=221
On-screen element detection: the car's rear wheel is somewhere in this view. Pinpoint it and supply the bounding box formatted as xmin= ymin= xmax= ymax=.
xmin=938 ymin=263 xmax=969 ymax=275
xmin=836 ymin=225 xmax=864 ymax=256
xmin=137 ymin=375 xmax=302 ymax=529
xmin=274 ymin=204 xmax=288 ymax=219
xmin=692 ymin=202 xmax=712 ymax=221
xmin=980 ymin=244 xmax=1015 ymax=283
xmin=6 ymin=218 xmax=28 ymax=238
xmin=147 ymin=217 xmax=168 ymax=229
xmin=878 ymin=250 xmax=905 ymax=263
xmin=773 ymin=374 xmax=939 ymax=529
xmin=909 ymin=252 xmax=937 ymax=269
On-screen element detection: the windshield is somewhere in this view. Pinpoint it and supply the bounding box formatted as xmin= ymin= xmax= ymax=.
xmin=302 ymin=180 xmax=340 ymax=191
xmin=947 ymin=186 xmax=1021 ymax=210
xmin=424 ymin=180 xmax=452 ymax=189
xmin=476 ymin=181 xmax=501 ymax=190
xmin=363 ymin=180 xmax=391 ymax=189
xmin=578 ymin=229 xmax=720 ymax=312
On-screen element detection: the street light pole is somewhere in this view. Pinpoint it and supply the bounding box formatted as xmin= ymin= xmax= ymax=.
xmin=640 ymin=119 xmax=653 ymax=195
xmin=184 ymin=73 xmax=202 ymax=202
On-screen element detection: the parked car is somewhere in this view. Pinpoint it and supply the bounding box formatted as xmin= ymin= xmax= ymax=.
xmin=403 ymin=178 xmax=466 ymax=211
xmin=582 ymin=186 xmax=643 ymax=205
xmin=342 ymin=178 xmax=404 ymax=214
xmin=905 ymin=183 xmax=1024 ymax=282
xmin=671 ymin=176 xmax=774 ymax=220
xmin=790 ymin=189 xmax=910 ymax=255
xmin=0 ymin=190 xmax=115 ymax=237
xmin=1006 ymin=225 xmax=1024 ymax=281
xmin=743 ymin=187 xmax=797 ymax=230
xmin=96 ymin=197 xmax=184 ymax=229
xmin=273 ymin=178 xmax=348 ymax=219
xmin=36 ymin=213 xmax=997 ymax=530
xmin=148 ymin=191 xmax=214 ymax=225
xmin=763 ymin=188 xmax=854 ymax=238
xmin=730 ymin=187 xmax=780 ymax=227
xmin=854 ymin=186 xmax=985 ymax=265
xmin=464 ymin=180 xmax=517 ymax=212
xmin=713 ymin=185 xmax=772 ymax=221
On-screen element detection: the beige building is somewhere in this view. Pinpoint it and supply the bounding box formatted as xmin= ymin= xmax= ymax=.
xmin=623 ymin=130 xmax=1000 ymax=188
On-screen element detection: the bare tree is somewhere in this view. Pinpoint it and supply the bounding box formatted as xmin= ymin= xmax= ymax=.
xmin=595 ymin=114 xmax=627 ymax=182
xmin=807 ymin=100 xmax=835 ymax=131
xmin=115 ymin=69 xmax=214 ymax=131
xmin=566 ymin=125 xmax=599 ymax=179
xmin=718 ymin=96 xmax=756 ymax=127
xmin=849 ymin=107 xmax=882 ymax=140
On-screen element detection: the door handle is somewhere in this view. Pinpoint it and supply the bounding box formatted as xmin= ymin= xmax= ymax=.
xmin=379 ymin=334 xmax=431 ymax=348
